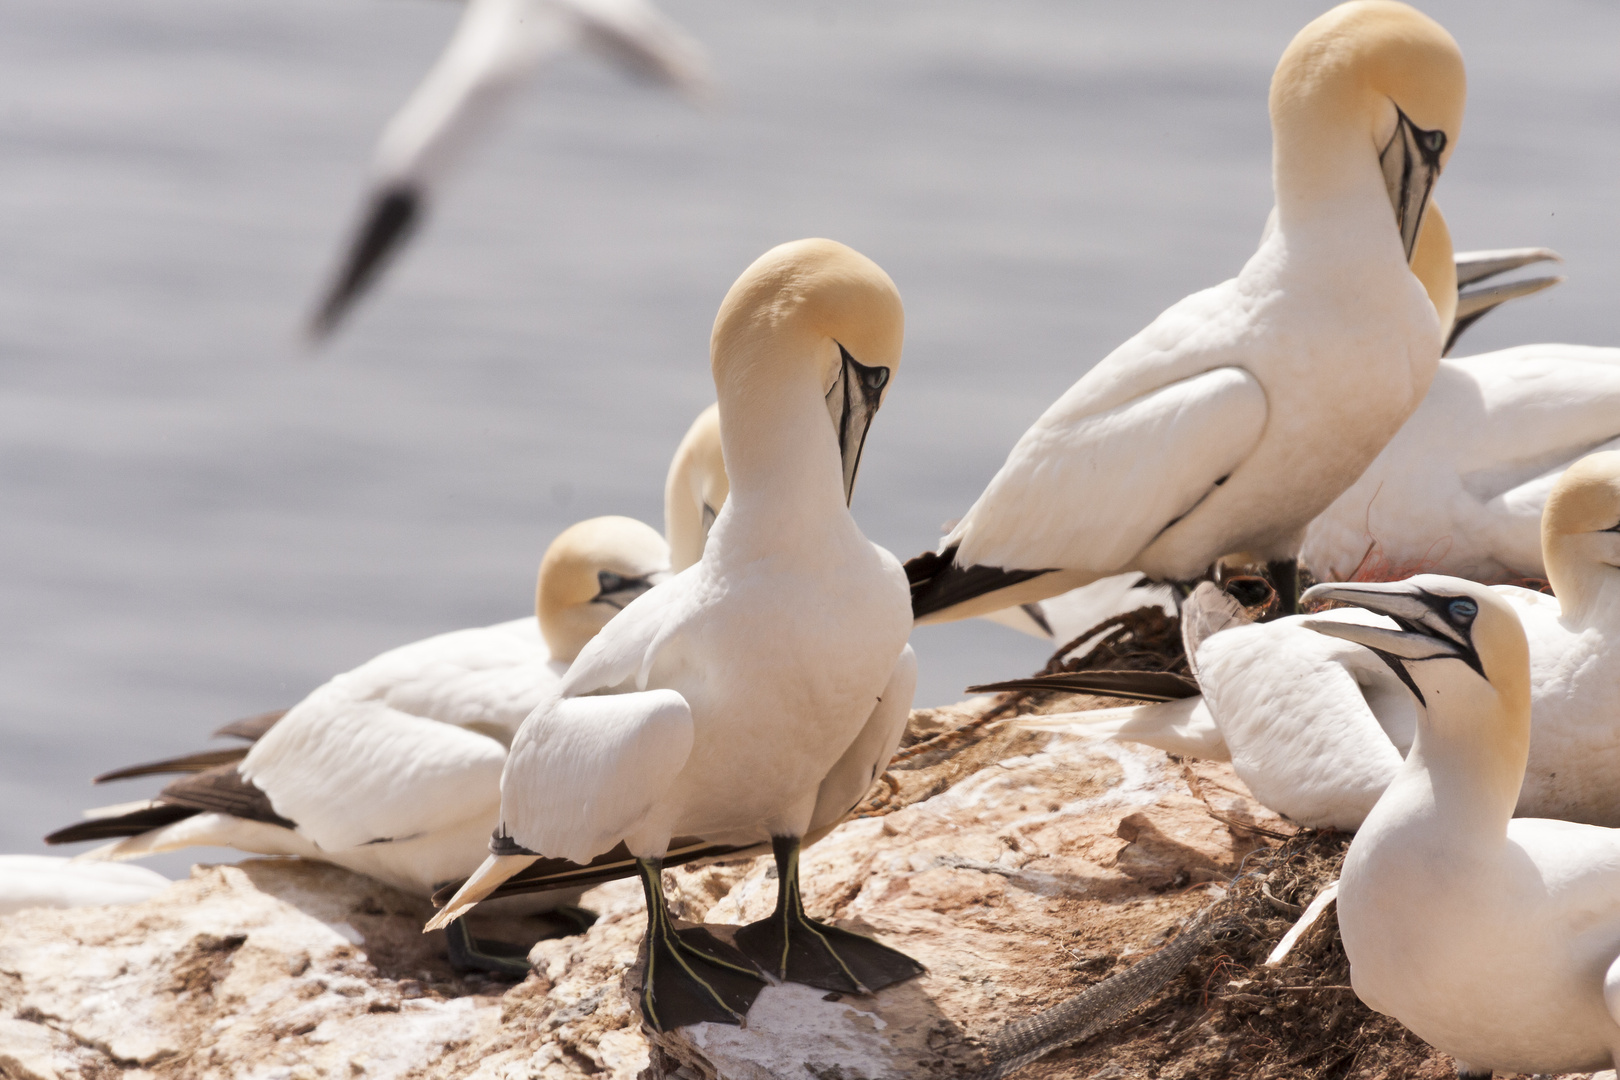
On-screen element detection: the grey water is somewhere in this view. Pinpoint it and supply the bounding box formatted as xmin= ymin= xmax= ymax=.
xmin=2 ymin=1 xmax=1617 ymax=874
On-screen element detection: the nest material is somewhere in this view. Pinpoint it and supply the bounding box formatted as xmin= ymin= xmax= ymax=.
xmin=996 ymin=830 xmax=1457 ymax=1080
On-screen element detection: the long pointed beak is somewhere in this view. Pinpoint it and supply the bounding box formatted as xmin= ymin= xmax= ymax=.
xmin=593 ymin=570 xmax=667 ymax=611
xmin=1447 ymin=273 xmax=1565 ymax=355
xmin=1454 ymin=246 xmax=1562 ymax=289
xmin=423 ymin=853 xmax=538 ymax=931
xmin=1380 ymin=106 xmax=1448 ymax=262
xmin=307 ymin=184 xmax=424 ymax=343
xmin=825 ymin=344 xmax=890 ymax=506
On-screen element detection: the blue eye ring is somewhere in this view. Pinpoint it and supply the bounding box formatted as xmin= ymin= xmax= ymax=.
xmin=1448 ymin=598 xmax=1478 ymax=621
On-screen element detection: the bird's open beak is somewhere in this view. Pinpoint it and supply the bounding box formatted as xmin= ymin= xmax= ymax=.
xmin=825 ymin=344 xmax=890 ymax=506
xmin=1299 ymin=581 xmax=1469 ymax=705
xmin=1380 ymin=106 xmax=1448 ymax=263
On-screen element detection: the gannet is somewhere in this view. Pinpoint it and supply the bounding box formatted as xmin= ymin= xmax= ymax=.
xmin=309 ymin=0 xmax=711 ymax=338
xmin=986 ymin=213 xmax=1554 ymax=645
xmin=907 ymin=0 xmax=1464 ymax=621
xmin=46 ymin=513 xmax=672 ymax=974
xmin=1026 ymin=450 xmax=1620 ymax=831
xmin=1303 ymin=577 xmax=1620 ymax=1076
xmin=428 ymin=239 xmax=924 ymax=1031
xmin=664 ymin=403 xmax=728 ymax=573
xmin=0 ymin=856 xmax=169 ymax=916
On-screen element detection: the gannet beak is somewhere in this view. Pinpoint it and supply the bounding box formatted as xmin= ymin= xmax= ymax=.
xmin=1300 ymin=580 xmax=1482 ymax=704
xmin=593 ymin=569 xmax=666 ymax=611
xmin=1445 ymin=246 xmax=1566 ymax=355
xmin=307 ymin=184 xmax=424 ymax=343
xmin=423 ymin=853 xmax=538 ymax=932
xmin=825 ymin=343 xmax=890 ymax=506
xmin=1379 ymin=105 xmax=1448 ymax=262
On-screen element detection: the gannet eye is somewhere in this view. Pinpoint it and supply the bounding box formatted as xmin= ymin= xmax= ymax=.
xmin=1448 ymin=598 xmax=1478 ymax=622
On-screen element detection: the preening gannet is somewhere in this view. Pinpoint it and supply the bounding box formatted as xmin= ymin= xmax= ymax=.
xmin=429 ymin=239 xmax=924 ymax=1031
xmin=1304 ymin=577 xmax=1620 ymax=1076
xmin=0 ymin=856 xmax=169 ymax=916
xmin=907 ymin=0 xmax=1464 ymax=621
xmin=308 ymin=0 xmax=711 ymax=339
xmin=46 ymin=514 xmax=671 ymax=975
xmin=1026 ymin=451 xmax=1620 ymax=831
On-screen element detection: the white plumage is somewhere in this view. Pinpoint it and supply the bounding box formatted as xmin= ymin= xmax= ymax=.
xmin=309 ymin=0 xmax=711 ymax=336
xmin=1039 ymin=451 xmax=1620 ymax=832
xmin=910 ymin=1 xmax=1464 ymax=623
xmin=1304 ymin=576 xmax=1620 ymax=1074
xmin=0 ymin=856 xmax=169 ymax=916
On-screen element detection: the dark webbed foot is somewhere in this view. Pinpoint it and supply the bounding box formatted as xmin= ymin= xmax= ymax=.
xmin=637 ymin=859 xmax=765 ymax=1031
xmin=734 ymin=836 xmax=925 ymax=994
xmin=444 ymin=915 xmax=533 ymax=979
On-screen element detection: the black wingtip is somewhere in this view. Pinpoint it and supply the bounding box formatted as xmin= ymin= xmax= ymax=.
xmin=45 ymin=803 xmax=199 ymax=845
xmin=905 ymin=544 xmax=1054 ymax=621
xmin=94 ymin=746 xmax=250 ymax=785
xmin=213 ymin=709 xmax=287 ymax=743
xmin=307 ymin=184 xmax=424 ymax=343
xmin=966 ymin=669 xmax=1199 ymax=703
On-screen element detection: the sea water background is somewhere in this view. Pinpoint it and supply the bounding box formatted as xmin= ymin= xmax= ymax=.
xmin=2 ymin=1 xmax=1617 ymax=871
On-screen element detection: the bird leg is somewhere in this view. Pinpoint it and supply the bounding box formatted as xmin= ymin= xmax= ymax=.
xmin=1264 ymin=558 xmax=1299 ymax=618
xmin=635 ymin=857 xmax=765 ymax=1031
xmin=734 ymin=835 xmax=925 ymax=994
xmin=443 ymin=915 xmax=536 ymax=979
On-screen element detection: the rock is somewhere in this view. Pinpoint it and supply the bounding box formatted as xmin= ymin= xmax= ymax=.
xmin=0 ymin=702 xmax=1474 ymax=1079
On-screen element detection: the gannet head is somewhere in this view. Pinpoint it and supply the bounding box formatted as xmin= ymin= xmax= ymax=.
xmin=1541 ymin=451 xmax=1620 ymax=609
xmin=1299 ymin=576 xmax=1529 ymax=726
xmin=537 ymin=515 xmax=671 ymax=664
xmin=663 ymin=403 xmax=729 ymax=572
xmin=1270 ymin=1 xmax=1465 ymax=259
xmin=711 ymin=238 xmax=903 ymax=505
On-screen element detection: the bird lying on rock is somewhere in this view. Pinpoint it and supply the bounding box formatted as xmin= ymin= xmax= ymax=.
xmin=1017 ymin=450 xmax=1620 ymax=832
xmin=47 ymin=511 xmax=678 ymax=976
xmin=907 ymin=0 xmax=1465 ymax=622
xmin=1304 ymin=576 xmax=1620 ymax=1076
xmin=428 ymin=238 xmax=924 ymax=1032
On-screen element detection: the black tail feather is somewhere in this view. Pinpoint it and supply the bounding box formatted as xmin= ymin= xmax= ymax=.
xmin=46 ymin=803 xmax=200 ymax=845
xmin=431 ymin=836 xmax=751 ymax=909
xmin=906 ymin=544 xmax=1054 ymax=620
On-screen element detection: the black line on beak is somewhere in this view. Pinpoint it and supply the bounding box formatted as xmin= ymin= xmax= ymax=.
xmin=1380 ymin=105 xmax=1447 ymax=263
xmin=827 ymin=343 xmax=889 ymax=506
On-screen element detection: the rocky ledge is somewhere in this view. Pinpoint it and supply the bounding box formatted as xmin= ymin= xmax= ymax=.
xmin=4 ymin=696 xmax=1614 ymax=1080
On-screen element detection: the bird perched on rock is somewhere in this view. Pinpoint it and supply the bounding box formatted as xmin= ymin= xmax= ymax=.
xmin=429 ymin=238 xmax=924 ymax=1032
xmin=908 ymin=0 xmax=1464 ymax=620
xmin=309 ymin=0 xmax=712 ymax=339
xmin=1303 ymin=576 xmax=1620 ymax=1076
xmin=47 ymin=510 xmax=678 ymax=976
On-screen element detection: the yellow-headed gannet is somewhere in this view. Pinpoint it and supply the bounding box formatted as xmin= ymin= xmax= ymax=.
xmin=0 ymin=856 xmax=169 ymax=916
xmin=46 ymin=513 xmax=672 ymax=975
xmin=663 ymin=403 xmax=728 ymax=573
xmin=1303 ymin=576 xmax=1620 ymax=1076
xmin=987 ymin=209 xmax=1556 ymax=646
xmin=309 ymin=0 xmax=711 ymax=338
xmin=428 ymin=239 xmax=924 ymax=1031
xmin=1023 ymin=451 xmax=1620 ymax=832
xmin=907 ymin=0 xmax=1464 ymax=620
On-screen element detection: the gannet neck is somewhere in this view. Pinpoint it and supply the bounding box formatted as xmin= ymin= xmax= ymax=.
xmin=537 ymin=515 xmax=671 ymax=663
xmin=663 ymin=403 xmax=729 ymax=572
xmin=1408 ymin=201 xmax=1458 ymax=332
xmin=708 ymin=239 xmax=903 ymax=528
xmin=1268 ymin=2 xmax=1463 ymax=249
xmin=1541 ymin=450 xmax=1620 ymax=626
